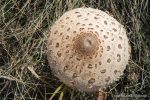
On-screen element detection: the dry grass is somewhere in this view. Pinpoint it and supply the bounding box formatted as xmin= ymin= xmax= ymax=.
xmin=0 ymin=0 xmax=150 ymax=100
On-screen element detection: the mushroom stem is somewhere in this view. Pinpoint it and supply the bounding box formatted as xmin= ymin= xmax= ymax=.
xmin=97 ymin=88 xmax=105 ymax=100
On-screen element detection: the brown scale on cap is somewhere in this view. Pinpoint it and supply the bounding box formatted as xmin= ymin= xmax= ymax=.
xmin=73 ymin=32 xmax=100 ymax=58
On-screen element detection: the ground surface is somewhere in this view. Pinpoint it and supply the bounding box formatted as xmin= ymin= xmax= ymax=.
xmin=0 ymin=0 xmax=150 ymax=100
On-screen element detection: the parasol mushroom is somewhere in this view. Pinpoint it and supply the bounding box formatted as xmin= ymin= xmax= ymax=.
xmin=47 ymin=7 xmax=131 ymax=99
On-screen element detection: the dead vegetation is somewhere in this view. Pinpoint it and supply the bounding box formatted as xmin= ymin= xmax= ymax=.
xmin=0 ymin=0 xmax=150 ymax=100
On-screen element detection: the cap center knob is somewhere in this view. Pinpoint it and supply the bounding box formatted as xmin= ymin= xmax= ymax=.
xmin=73 ymin=32 xmax=100 ymax=57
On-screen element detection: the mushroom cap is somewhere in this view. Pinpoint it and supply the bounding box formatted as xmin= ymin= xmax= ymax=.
xmin=47 ymin=8 xmax=130 ymax=92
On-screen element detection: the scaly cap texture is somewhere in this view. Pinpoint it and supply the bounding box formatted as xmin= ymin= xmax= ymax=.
xmin=47 ymin=7 xmax=130 ymax=92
